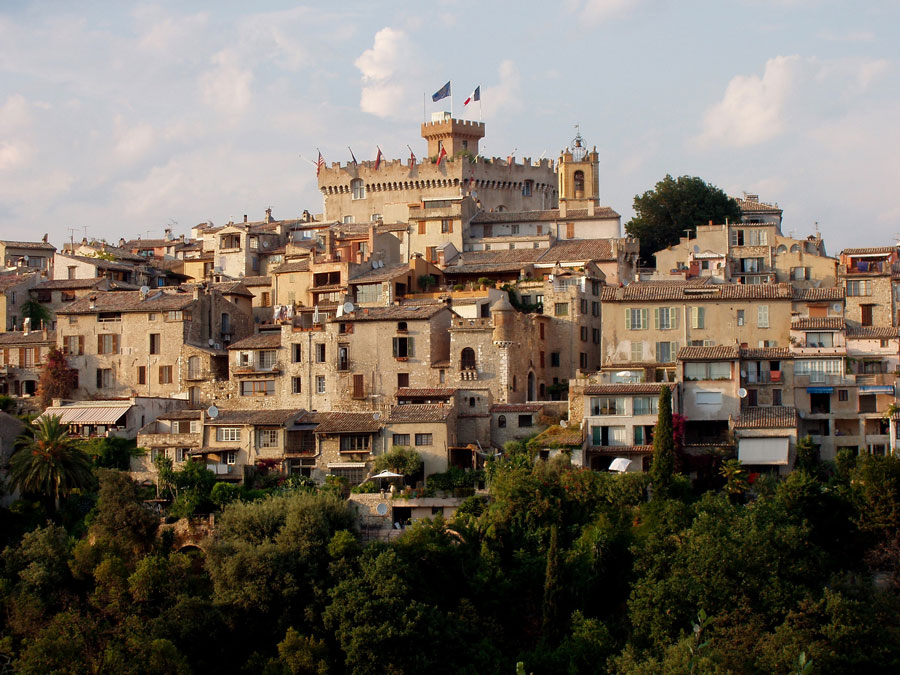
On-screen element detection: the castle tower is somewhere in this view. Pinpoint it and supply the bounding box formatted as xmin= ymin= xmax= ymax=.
xmin=491 ymin=295 xmax=516 ymax=344
xmin=558 ymin=129 xmax=600 ymax=215
xmin=421 ymin=112 xmax=485 ymax=158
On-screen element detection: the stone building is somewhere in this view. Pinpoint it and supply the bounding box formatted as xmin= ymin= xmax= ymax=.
xmin=384 ymin=404 xmax=458 ymax=477
xmin=838 ymin=247 xmax=897 ymax=331
xmin=0 ymin=273 xmax=40 ymax=332
xmin=0 ymin=239 xmax=56 ymax=274
xmin=31 ymin=278 xmax=134 ymax=329
xmin=0 ymin=328 xmax=55 ymax=398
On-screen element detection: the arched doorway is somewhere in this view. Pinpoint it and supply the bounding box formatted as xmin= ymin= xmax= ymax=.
xmin=527 ymin=372 xmax=535 ymax=401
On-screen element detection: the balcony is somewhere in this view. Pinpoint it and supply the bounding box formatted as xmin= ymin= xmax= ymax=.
xmin=744 ymin=371 xmax=783 ymax=385
xmin=233 ymin=361 xmax=281 ymax=375
xmin=841 ymin=261 xmax=889 ymax=276
xmin=459 ymin=368 xmax=479 ymax=381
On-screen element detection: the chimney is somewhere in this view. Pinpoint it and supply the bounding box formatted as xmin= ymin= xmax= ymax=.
xmin=23 ymin=317 xmax=31 ymax=336
xmin=42 ymin=326 xmax=48 ymax=340
xmin=265 ymin=208 xmax=273 ymax=223
xmin=244 ymin=215 xmax=248 ymax=223
xmin=165 ymin=228 xmax=173 ymax=241
xmin=42 ymin=233 xmax=48 ymax=243
xmin=89 ymin=294 xmax=97 ymax=310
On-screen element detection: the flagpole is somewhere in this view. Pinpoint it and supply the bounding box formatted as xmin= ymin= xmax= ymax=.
xmin=449 ymin=80 xmax=453 ymax=119
xmin=423 ymin=92 xmax=426 ymax=123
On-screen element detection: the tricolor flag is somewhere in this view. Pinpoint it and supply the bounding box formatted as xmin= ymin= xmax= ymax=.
xmin=432 ymin=81 xmax=451 ymax=102
xmin=316 ymin=150 xmax=325 ymax=177
xmin=464 ymin=86 xmax=480 ymax=106
xmin=436 ymin=146 xmax=448 ymax=165
xmin=407 ymin=145 xmax=416 ymax=167
xmin=348 ymin=147 xmax=358 ymax=167
xmin=374 ymin=146 xmax=383 ymax=170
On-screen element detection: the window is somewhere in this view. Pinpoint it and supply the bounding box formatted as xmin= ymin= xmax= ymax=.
xmin=592 ymin=280 xmax=600 ymax=296
xmin=792 ymin=266 xmax=811 ymax=281
xmin=441 ymin=219 xmax=452 ymax=233
xmin=838 ymin=389 xmax=848 ymax=401
xmin=226 ymin=451 xmax=237 ymax=465
xmin=625 ymin=309 xmax=647 ymax=330
xmin=757 ymin=305 xmax=769 ymax=328
xmin=167 ymin=310 xmax=184 ymax=321
xmin=846 ymin=280 xmax=872 ymax=297
xmin=580 ymin=352 xmax=588 ymax=369
xmin=591 ymin=301 xmax=600 ymax=317
xmin=292 ymin=377 xmax=302 ymax=394
xmin=392 ymin=336 xmax=414 ymax=359
xmin=65 ymin=335 xmax=83 ymax=355
xmin=460 ymin=347 xmax=476 ymax=370
xmin=633 ymin=425 xmax=654 ymax=445
xmin=137 ymin=366 xmax=146 ymax=385
xmin=351 ymin=178 xmax=365 ymax=200
xmin=690 ymin=306 xmax=705 ymax=329
xmin=654 ymin=307 xmax=678 ymax=330
xmin=352 ymin=374 xmax=365 ymax=398
xmin=239 ymin=351 xmax=252 ymax=367
xmin=580 ymin=299 xmax=588 ymax=314
xmin=554 ymin=302 xmax=569 ymax=317
xmin=695 ymin=390 xmax=723 ymax=405
xmin=175 ymin=448 xmax=188 ymax=462
xmin=580 ymin=326 xmax=588 ymax=341
xmin=737 ymin=310 xmax=745 ymax=326
xmin=539 ymin=323 xmax=545 ymax=340
xmin=881 ymin=339 xmax=891 ymax=348
xmin=393 ymin=434 xmax=410 ymax=447
xmin=684 ymin=362 xmax=732 ymax=381
xmin=415 ymin=433 xmax=433 ymax=446
xmin=630 ymin=341 xmax=643 ymax=362
xmin=97 ymin=333 xmax=119 ymax=354
xmin=522 ymin=180 xmax=533 ymax=197
xmin=340 ymin=435 xmax=370 ymax=452
xmin=315 ymin=343 xmax=325 ymax=362
xmin=861 ymin=304 xmax=874 ymax=327
xmin=241 ymin=380 xmax=275 ymax=396
xmin=633 ymin=396 xmax=658 ymax=415
xmin=148 ymin=333 xmax=161 ymax=355
xmin=96 ymin=368 xmax=113 ymax=389
xmin=316 ymin=375 xmax=326 ymax=394
xmin=328 ymin=465 xmax=366 ymax=484
xmin=655 ymin=341 xmax=677 ymax=363
xmin=217 ymin=427 xmax=240 ymax=442
xmin=795 ymin=359 xmax=842 ymax=383
xmin=418 ymin=220 xmax=426 ymax=234
xmin=591 ymin=396 xmax=626 ymax=415
xmin=772 ymin=388 xmax=783 ymax=406
xmin=592 ymin=328 xmax=600 ymax=344
xmin=258 ymin=429 xmax=278 ymax=448
xmin=731 ymin=229 xmax=744 ymax=246
xmin=497 ymin=414 xmax=507 ymax=428
xmin=806 ymin=332 xmax=834 ymax=348
xmin=518 ymin=415 xmax=533 ymax=427
xmin=337 ymin=344 xmax=350 ymax=371
xmin=261 ymin=291 xmax=271 ymax=307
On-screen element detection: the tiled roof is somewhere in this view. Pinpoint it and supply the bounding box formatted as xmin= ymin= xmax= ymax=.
xmin=734 ymin=197 xmax=781 ymax=213
xmin=227 ymin=332 xmax=282 ymax=350
xmin=602 ymin=281 xmax=793 ymax=302
xmin=470 ymin=206 xmax=620 ymax=224
xmin=314 ymin=412 xmax=382 ymax=433
xmin=388 ymin=404 xmax=454 ymax=423
xmin=448 ymin=248 xmax=545 ymax=266
xmin=734 ymin=407 xmax=798 ymax=430
xmin=0 ymin=274 xmax=37 ymax=291
xmin=56 ymin=254 xmax=136 ymax=273
xmin=209 ymin=281 xmax=254 ymax=298
xmin=589 ymin=445 xmax=653 ymax=455
xmin=0 ymin=330 xmax=56 ymax=345
xmin=272 ymin=259 xmax=311 ymax=274
xmin=34 ymin=278 xmax=105 ymax=290
xmin=337 ymin=305 xmax=448 ymax=322
xmin=791 ymin=317 xmax=844 ymax=331
xmin=846 ymin=326 xmax=900 ymax=339
xmin=489 ymin=404 xmax=543 ymax=413
xmin=0 ymin=240 xmax=56 ymax=250
xmin=677 ymin=346 xmax=740 ymax=361
xmin=537 ymin=239 xmax=615 ymax=263
xmin=207 ymin=409 xmax=302 ymax=426
xmin=240 ymin=276 xmax=272 ymax=287
xmin=157 ymin=410 xmax=202 ymax=420
xmin=843 ymin=247 xmax=896 ymax=255
xmin=740 ymin=347 xmax=793 ymax=359
xmin=793 ymin=287 xmax=845 ymax=301
xmin=600 ymin=361 xmax=672 ymax=370
xmin=123 ymin=238 xmax=174 ymax=249
xmin=349 ymin=263 xmax=409 ymax=284
xmin=57 ymin=290 xmax=194 ymax=314
xmin=531 ymin=425 xmax=583 ymax=447
xmin=584 ymin=383 xmax=676 ymax=395
xmin=396 ymin=388 xmax=457 ymax=398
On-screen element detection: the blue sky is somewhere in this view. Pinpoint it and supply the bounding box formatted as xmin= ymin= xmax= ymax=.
xmin=1 ymin=0 xmax=898 ymax=253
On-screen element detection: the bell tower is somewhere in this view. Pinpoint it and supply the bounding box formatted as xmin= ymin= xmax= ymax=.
xmin=558 ymin=128 xmax=600 ymax=216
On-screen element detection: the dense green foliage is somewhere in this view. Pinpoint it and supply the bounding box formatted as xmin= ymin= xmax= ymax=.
xmin=624 ymin=174 xmax=742 ymax=265
xmin=2 ymin=448 xmax=900 ymax=673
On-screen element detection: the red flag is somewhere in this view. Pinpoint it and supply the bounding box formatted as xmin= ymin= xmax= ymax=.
xmin=316 ymin=150 xmax=325 ymax=177
xmin=374 ymin=146 xmax=383 ymax=170
xmin=437 ymin=146 xmax=448 ymax=165
xmin=407 ymin=145 xmax=416 ymax=167
xmin=464 ymin=86 xmax=480 ymax=106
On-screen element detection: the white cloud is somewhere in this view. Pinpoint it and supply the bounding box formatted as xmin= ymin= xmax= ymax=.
xmin=354 ymin=27 xmax=415 ymax=119
xmin=200 ymin=49 xmax=254 ymax=115
xmin=565 ymin=0 xmax=647 ymax=24
xmin=112 ymin=116 xmax=156 ymax=163
xmin=483 ymin=60 xmax=523 ymax=118
xmin=134 ymin=6 xmax=209 ymax=52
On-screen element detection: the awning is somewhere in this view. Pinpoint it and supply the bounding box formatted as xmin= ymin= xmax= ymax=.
xmin=327 ymin=462 xmax=366 ymax=468
xmin=35 ymin=405 xmax=132 ymax=425
xmin=860 ymin=385 xmax=895 ymax=394
xmin=806 ymin=387 xmax=834 ymax=394
xmin=190 ymin=447 xmax=237 ymax=456
xmin=738 ymin=437 xmax=789 ymax=465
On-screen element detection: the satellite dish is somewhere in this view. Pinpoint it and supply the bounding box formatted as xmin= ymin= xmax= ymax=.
xmin=262 ymin=241 xmax=270 ymax=248
xmin=207 ymin=405 xmax=219 ymax=419
xmin=560 ymin=419 xmax=568 ymax=428
xmin=342 ymin=302 xmax=355 ymax=315
xmin=208 ymin=338 xmax=215 ymax=346
xmin=738 ymin=388 xmax=748 ymax=398
xmin=139 ymin=285 xmax=150 ymax=298
xmin=376 ymin=502 xmax=389 ymax=516
xmin=832 ymin=303 xmax=842 ymax=313
xmin=693 ymin=245 xmax=700 ymax=253
xmin=372 ymin=412 xmax=381 ymax=420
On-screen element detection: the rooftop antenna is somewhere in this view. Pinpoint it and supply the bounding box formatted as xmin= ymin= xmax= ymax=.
xmin=81 ymin=225 xmax=89 ymax=241
xmin=68 ymin=227 xmax=77 ymax=250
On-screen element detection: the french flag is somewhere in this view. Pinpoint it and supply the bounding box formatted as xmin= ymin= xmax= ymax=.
xmin=464 ymin=86 xmax=480 ymax=106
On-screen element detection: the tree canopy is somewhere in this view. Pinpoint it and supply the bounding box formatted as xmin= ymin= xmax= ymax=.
xmin=624 ymin=174 xmax=742 ymax=265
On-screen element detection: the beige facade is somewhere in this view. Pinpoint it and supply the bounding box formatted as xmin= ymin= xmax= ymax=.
xmin=0 ymin=329 xmax=55 ymax=398
xmin=0 ymin=239 xmax=55 ymax=273
xmin=0 ymin=273 xmax=40 ymax=332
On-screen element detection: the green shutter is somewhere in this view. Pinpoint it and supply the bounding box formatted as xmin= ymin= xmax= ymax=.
xmin=392 ymin=337 xmax=398 ymax=357
xmin=407 ymin=337 xmax=414 ymax=357
xmin=625 ymin=309 xmax=632 ymax=330
xmin=653 ymin=308 xmax=660 ymax=330
xmin=671 ymin=308 xmax=678 ymax=329
xmin=641 ymin=308 xmax=648 ymax=330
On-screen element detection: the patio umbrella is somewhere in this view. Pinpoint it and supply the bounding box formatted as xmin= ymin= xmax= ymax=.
xmin=609 ymin=458 xmax=632 ymax=473
xmin=371 ymin=470 xmax=404 ymax=479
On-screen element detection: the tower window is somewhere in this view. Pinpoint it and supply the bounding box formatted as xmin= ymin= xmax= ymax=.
xmin=573 ymin=170 xmax=585 ymax=196
xmin=351 ymin=179 xmax=365 ymax=200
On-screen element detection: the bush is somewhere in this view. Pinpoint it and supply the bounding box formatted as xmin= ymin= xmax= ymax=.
xmin=374 ymin=447 xmax=423 ymax=477
xmin=453 ymin=284 xmax=465 ymax=291
xmin=427 ymin=467 xmax=485 ymax=492
xmin=0 ymin=394 xmax=14 ymax=412
xmin=350 ymin=481 xmax=378 ymax=494
xmin=477 ymin=277 xmax=493 ymax=287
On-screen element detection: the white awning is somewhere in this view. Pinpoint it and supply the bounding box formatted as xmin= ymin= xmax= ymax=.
xmin=738 ymin=437 xmax=789 ymax=465
xmin=327 ymin=462 xmax=367 ymax=468
xmin=35 ymin=405 xmax=132 ymax=426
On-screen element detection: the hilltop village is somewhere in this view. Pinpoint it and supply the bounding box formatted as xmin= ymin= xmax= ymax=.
xmin=1 ymin=113 xmax=897 ymax=500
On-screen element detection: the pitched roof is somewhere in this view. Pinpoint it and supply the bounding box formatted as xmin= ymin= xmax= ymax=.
xmin=314 ymin=412 xmax=382 ymax=433
xmin=337 ymin=305 xmax=448 ymax=322
xmin=536 ymin=239 xmax=615 ymax=263
xmin=0 ymin=330 xmax=56 ymax=345
xmin=240 ymin=276 xmax=272 ymax=287
xmin=0 ymin=274 xmax=37 ymax=291
xmin=208 ymin=281 xmax=254 ymax=298
xmin=843 ymin=247 xmax=896 ymax=255
xmin=123 ymin=238 xmax=174 ymax=249
xmin=734 ymin=197 xmax=781 ymax=213
xmin=272 ymin=259 xmax=310 ymax=274
xmin=489 ymin=403 xmax=543 ymax=413
xmin=793 ymin=287 xmax=845 ymax=301
xmin=34 ymin=278 xmax=106 ymax=290
xmin=227 ymin=332 xmax=282 ymax=350
xmin=601 ymin=281 xmax=794 ymax=302
xmin=589 ymin=445 xmax=653 ymax=455
xmin=207 ymin=409 xmax=303 ymax=426
xmin=584 ymin=383 xmax=676 ymax=395
xmin=740 ymin=347 xmax=793 ymax=359
xmin=55 ymin=254 xmax=136 ymax=273
xmin=0 ymin=240 xmax=56 ymax=250
xmin=349 ymin=263 xmax=409 ymax=284
xmin=677 ymin=346 xmax=740 ymax=361
xmin=733 ymin=406 xmax=798 ymax=429
xmin=157 ymin=410 xmax=203 ymax=420
xmin=791 ymin=317 xmax=844 ymax=331
xmin=57 ymin=290 xmax=194 ymax=314
xmin=396 ymin=388 xmax=457 ymax=399
xmin=846 ymin=326 xmax=900 ymax=339
xmin=470 ymin=206 xmax=620 ymax=224
xmin=531 ymin=425 xmax=583 ymax=447
xmin=388 ymin=404 xmax=455 ymax=423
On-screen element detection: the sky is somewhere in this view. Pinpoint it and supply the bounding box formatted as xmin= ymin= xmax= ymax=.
xmin=1 ymin=0 xmax=898 ymax=253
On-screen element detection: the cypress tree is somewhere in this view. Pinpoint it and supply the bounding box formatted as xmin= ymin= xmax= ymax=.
xmin=650 ymin=386 xmax=675 ymax=497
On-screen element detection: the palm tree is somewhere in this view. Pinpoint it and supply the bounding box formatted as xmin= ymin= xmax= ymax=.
xmin=8 ymin=415 xmax=95 ymax=510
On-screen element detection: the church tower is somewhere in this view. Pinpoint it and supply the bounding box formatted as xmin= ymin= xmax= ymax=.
xmin=558 ymin=129 xmax=601 ymax=216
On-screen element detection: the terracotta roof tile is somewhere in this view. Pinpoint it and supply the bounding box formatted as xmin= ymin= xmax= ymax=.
xmin=0 ymin=240 xmax=56 ymax=250
xmin=602 ymin=281 xmax=793 ymax=302
xmin=34 ymin=278 xmax=106 ymax=290
xmin=57 ymin=290 xmax=194 ymax=314
xmin=489 ymin=404 xmax=543 ymax=413
xmin=584 ymin=383 xmax=676 ymax=395
xmin=843 ymin=247 xmax=896 ymax=255
xmin=227 ymin=332 xmax=282 ymax=350
xmin=349 ymin=263 xmax=409 ymax=284
xmin=0 ymin=274 xmax=38 ymax=291
xmin=240 ymin=276 xmax=272 ymax=287
xmin=388 ymin=404 xmax=454 ymax=423
xmin=677 ymin=346 xmax=740 ymax=361
xmin=337 ymin=305 xmax=448 ymax=322
xmin=470 ymin=207 xmax=620 ymax=224
xmin=536 ymin=239 xmax=615 ymax=263
xmin=207 ymin=409 xmax=303 ymax=426
xmin=733 ymin=406 xmax=798 ymax=429
xmin=740 ymin=347 xmax=793 ymax=359
xmin=793 ymin=287 xmax=845 ymax=301
xmin=0 ymin=330 xmax=56 ymax=345
xmin=589 ymin=445 xmax=653 ymax=455
xmin=792 ymin=317 xmax=844 ymax=331
xmin=734 ymin=197 xmax=782 ymax=213
xmin=56 ymin=253 xmax=136 ymax=273
xmin=396 ymin=388 xmax=457 ymax=399
xmin=314 ymin=412 xmax=382 ymax=433
xmin=845 ymin=326 xmax=900 ymax=339
xmin=272 ymin=259 xmax=310 ymax=274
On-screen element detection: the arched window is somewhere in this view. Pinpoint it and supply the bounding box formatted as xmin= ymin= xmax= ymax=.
xmin=397 ymin=321 xmax=407 ymax=332
xmin=573 ymin=170 xmax=585 ymax=196
xmin=776 ymin=244 xmax=787 ymax=254
xmin=461 ymin=347 xmax=476 ymax=370
xmin=498 ymin=415 xmax=507 ymax=428
xmin=351 ymin=179 xmax=365 ymax=200
xmin=790 ymin=244 xmax=800 ymax=253
xmin=527 ymin=372 xmax=535 ymax=400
